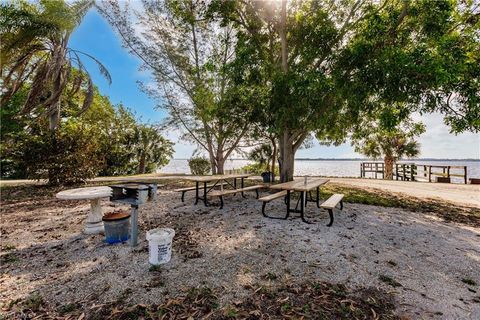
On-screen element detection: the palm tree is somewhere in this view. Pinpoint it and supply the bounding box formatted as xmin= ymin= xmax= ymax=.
xmin=0 ymin=0 xmax=111 ymax=129
xmin=134 ymin=125 xmax=174 ymax=174
xmin=352 ymin=109 xmax=425 ymax=180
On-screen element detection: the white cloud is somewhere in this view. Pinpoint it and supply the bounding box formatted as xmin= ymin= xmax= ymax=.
xmin=415 ymin=112 xmax=479 ymax=159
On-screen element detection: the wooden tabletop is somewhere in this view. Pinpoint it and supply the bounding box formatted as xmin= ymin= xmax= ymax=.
xmin=183 ymin=174 xmax=250 ymax=182
xmin=270 ymin=178 xmax=329 ymax=192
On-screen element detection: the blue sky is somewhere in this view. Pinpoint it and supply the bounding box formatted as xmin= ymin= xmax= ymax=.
xmin=70 ymin=9 xmax=479 ymax=159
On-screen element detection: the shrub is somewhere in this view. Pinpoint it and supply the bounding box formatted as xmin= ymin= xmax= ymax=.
xmin=241 ymin=162 xmax=279 ymax=175
xmin=188 ymin=157 xmax=211 ymax=175
xmin=17 ymin=121 xmax=104 ymax=185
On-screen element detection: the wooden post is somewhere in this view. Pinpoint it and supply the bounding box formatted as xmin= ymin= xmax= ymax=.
xmin=428 ymin=166 xmax=431 ymax=182
xmin=360 ymin=163 xmax=363 ymax=178
xmin=464 ymin=166 xmax=467 ymax=184
xmin=402 ymin=164 xmax=406 ymax=181
xmin=395 ymin=164 xmax=399 ymax=180
xmin=447 ymin=166 xmax=450 ymax=180
xmin=411 ymin=164 xmax=416 ymax=181
xmin=375 ymin=163 xmax=378 ymax=179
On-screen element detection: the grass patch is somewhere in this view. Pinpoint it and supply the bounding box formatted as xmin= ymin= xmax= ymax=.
xmin=262 ymin=272 xmax=278 ymax=281
xmin=387 ymin=260 xmax=398 ymax=267
xmin=1 ymin=252 xmax=19 ymax=264
xmin=379 ymin=275 xmax=402 ymax=288
xmin=461 ymin=278 xmax=477 ymax=286
xmin=149 ymin=264 xmax=162 ymax=272
xmin=57 ymin=303 xmax=80 ymax=315
xmin=23 ymin=293 xmax=45 ymax=312
xmin=2 ymin=244 xmax=16 ymax=251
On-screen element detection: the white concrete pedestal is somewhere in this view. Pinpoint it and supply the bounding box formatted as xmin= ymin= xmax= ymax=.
xmin=84 ymin=199 xmax=104 ymax=234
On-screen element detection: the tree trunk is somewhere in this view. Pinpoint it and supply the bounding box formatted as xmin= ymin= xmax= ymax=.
xmin=277 ymin=0 xmax=293 ymax=183
xmin=270 ymin=138 xmax=277 ymax=182
xmin=384 ymin=156 xmax=394 ymax=180
xmin=138 ymin=152 xmax=146 ymax=174
xmin=216 ymin=157 xmax=225 ymax=175
xmin=48 ymin=102 xmax=60 ymax=131
xmin=210 ymin=158 xmax=217 ymax=175
xmin=278 ymin=131 xmax=295 ymax=182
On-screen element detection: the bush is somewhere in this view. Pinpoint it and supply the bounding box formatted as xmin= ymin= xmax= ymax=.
xmin=188 ymin=157 xmax=211 ymax=175
xmin=241 ymin=162 xmax=279 ymax=176
xmin=16 ymin=121 xmax=104 ymax=185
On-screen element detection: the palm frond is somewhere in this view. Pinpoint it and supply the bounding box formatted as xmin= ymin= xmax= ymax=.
xmin=71 ymin=49 xmax=112 ymax=84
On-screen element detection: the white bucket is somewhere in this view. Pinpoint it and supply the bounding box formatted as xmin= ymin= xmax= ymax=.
xmin=146 ymin=228 xmax=175 ymax=265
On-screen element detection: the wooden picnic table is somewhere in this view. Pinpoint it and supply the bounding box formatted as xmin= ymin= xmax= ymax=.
xmin=269 ymin=178 xmax=329 ymax=223
xmin=182 ymin=174 xmax=251 ymax=206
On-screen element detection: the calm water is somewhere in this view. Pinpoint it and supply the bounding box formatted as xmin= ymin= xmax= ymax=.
xmin=160 ymin=159 xmax=480 ymax=181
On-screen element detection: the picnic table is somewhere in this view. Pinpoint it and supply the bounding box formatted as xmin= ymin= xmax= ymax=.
xmin=182 ymin=174 xmax=251 ymax=206
xmin=269 ymin=178 xmax=329 ymax=223
xmin=56 ymin=186 xmax=112 ymax=234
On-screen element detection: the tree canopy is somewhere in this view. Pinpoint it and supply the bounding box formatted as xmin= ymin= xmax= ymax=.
xmin=98 ymin=0 xmax=256 ymax=174
xmin=212 ymin=0 xmax=479 ymax=181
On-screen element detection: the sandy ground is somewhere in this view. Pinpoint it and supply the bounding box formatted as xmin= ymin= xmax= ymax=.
xmin=1 ymin=188 xmax=479 ymax=319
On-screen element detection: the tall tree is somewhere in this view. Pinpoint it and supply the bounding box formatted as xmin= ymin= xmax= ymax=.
xmin=98 ymin=0 xmax=254 ymax=174
xmin=215 ymin=0 xmax=479 ymax=181
xmin=0 ymin=0 xmax=111 ymax=130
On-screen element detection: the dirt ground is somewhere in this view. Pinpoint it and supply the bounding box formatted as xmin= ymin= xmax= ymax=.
xmin=1 ymin=188 xmax=479 ymax=319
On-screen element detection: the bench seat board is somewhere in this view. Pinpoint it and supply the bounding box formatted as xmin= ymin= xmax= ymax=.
xmin=259 ymin=190 xmax=288 ymax=202
xmin=320 ymin=194 xmax=344 ymax=209
xmin=174 ymin=183 xmax=225 ymax=192
xmin=209 ymin=185 xmax=264 ymax=197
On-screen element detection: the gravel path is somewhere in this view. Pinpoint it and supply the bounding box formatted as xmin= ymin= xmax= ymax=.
xmin=1 ymin=190 xmax=479 ymax=319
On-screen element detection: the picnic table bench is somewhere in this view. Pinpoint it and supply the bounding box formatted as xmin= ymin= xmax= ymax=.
xmin=174 ymin=183 xmax=226 ymax=202
xmin=259 ymin=190 xmax=288 ymax=216
xmin=179 ymin=174 xmax=251 ymax=206
xmin=320 ymin=194 xmax=344 ymax=226
xmin=209 ymin=184 xmax=264 ymax=209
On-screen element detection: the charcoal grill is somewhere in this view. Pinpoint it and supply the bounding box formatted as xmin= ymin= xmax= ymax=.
xmin=109 ymin=183 xmax=157 ymax=246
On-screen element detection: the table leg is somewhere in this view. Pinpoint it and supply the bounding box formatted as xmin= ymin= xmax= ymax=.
xmin=195 ymin=182 xmax=199 ymax=205
xmin=241 ymin=178 xmax=246 ymax=198
xmin=203 ymin=181 xmax=208 ymax=206
xmin=300 ymin=191 xmax=312 ymax=224
xmin=316 ymin=187 xmax=321 ymax=208
xmin=285 ymin=190 xmax=291 ymax=219
xmin=85 ymin=198 xmax=104 ymax=234
xmin=130 ymin=205 xmax=138 ymax=247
